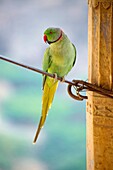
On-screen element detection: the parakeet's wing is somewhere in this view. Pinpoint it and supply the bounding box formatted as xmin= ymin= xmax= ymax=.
xmin=72 ymin=44 xmax=76 ymax=67
xmin=66 ymin=43 xmax=76 ymax=75
xmin=42 ymin=47 xmax=52 ymax=89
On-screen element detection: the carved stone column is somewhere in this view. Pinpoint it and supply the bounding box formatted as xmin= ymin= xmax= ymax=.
xmin=87 ymin=0 xmax=113 ymax=170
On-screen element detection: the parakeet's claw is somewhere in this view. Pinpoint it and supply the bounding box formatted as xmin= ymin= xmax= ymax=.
xmin=60 ymin=76 xmax=65 ymax=83
xmin=53 ymin=73 xmax=58 ymax=82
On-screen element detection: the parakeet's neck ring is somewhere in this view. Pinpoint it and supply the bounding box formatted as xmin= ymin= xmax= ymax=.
xmin=47 ymin=30 xmax=63 ymax=44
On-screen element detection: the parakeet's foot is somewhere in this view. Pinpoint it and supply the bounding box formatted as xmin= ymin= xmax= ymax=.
xmin=60 ymin=76 xmax=65 ymax=83
xmin=53 ymin=73 xmax=58 ymax=82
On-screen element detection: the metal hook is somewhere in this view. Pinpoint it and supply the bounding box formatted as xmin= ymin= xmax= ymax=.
xmin=67 ymin=79 xmax=113 ymax=101
xmin=67 ymin=84 xmax=83 ymax=100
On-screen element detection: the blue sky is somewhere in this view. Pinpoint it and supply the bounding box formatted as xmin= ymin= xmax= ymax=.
xmin=0 ymin=0 xmax=88 ymax=79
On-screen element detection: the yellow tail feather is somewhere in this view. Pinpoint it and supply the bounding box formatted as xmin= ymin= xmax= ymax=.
xmin=33 ymin=77 xmax=58 ymax=143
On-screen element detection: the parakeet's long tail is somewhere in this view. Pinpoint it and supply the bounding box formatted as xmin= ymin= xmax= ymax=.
xmin=33 ymin=77 xmax=58 ymax=143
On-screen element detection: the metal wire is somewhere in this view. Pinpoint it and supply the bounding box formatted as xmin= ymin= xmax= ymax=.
xmin=0 ymin=55 xmax=113 ymax=101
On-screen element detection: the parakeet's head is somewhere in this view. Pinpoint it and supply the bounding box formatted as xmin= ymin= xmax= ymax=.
xmin=43 ymin=27 xmax=62 ymax=44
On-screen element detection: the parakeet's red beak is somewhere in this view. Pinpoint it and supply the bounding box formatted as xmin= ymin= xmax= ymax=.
xmin=43 ymin=34 xmax=47 ymax=43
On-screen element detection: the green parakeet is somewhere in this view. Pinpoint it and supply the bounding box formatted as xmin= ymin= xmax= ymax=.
xmin=33 ymin=27 xmax=76 ymax=143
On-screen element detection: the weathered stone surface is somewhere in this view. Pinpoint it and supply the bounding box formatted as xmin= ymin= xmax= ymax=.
xmin=88 ymin=0 xmax=113 ymax=9
xmin=87 ymin=1 xmax=113 ymax=169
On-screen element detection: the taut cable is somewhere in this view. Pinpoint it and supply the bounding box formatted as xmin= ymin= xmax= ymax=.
xmin=0 ymin=55 xmax=113 ymax=100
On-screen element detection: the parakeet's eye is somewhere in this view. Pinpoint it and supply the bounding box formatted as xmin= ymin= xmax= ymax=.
xmin=50 ymin=31 xmax=53 ymax=34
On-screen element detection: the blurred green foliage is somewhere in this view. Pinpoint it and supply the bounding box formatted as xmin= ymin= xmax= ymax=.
xmin=0 ymin=61 xmax=86 ymax=170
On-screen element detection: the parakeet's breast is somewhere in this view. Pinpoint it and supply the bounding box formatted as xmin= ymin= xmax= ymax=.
xmin=48 ymin=35 xmax=75 ymax=77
